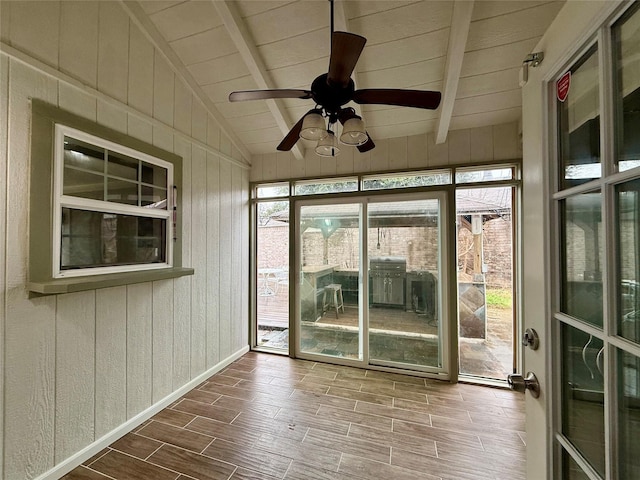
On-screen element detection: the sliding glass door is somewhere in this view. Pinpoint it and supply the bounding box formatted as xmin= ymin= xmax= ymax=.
xmin=294 ymin=192 xmax=450 ymax=376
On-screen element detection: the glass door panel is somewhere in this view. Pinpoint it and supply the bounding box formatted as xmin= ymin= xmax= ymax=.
xmin=297 ymin=202 xmax=362 ymax=361
xmin=367 ymin=197 xmax=446 ymax=371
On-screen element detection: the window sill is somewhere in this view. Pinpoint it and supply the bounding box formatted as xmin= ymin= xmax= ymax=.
xmin=28 ymin=267 xmax=194 ymax=295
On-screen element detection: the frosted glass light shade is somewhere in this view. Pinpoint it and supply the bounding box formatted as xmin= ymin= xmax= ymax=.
xmin=315 ymin=131 xmax=340 ymax=157
xmin=339 ymin=117 xmax=368 ymax=146
xmin=300 ymin=113 xmax=327 ymax=141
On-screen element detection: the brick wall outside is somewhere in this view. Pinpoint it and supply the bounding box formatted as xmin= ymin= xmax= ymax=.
xmin=258 ymin=217 xmax=514 ymax=288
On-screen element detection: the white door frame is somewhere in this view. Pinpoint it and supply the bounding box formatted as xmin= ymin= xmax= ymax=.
xmin=522 ymin=1 xmax=626 ymax=478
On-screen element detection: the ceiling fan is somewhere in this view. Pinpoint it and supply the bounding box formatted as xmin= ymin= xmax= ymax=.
xmin=228 ymin=0 xmax=442 ymax=156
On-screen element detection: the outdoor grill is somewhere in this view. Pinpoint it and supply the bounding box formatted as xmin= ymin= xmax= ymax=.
xmin=370 ymin=256 xmax=406 ymax=306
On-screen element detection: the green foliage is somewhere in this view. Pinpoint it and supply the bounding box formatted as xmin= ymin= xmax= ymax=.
xmin=486 ymin=288 xmax=512 ymax=309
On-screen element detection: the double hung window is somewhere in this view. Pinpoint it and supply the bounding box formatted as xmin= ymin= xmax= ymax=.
xmin=53 ymin=126 xmax=174 ymax=277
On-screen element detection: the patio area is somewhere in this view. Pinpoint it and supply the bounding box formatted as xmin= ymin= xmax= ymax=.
xmin=257 ymin=289 xmax=514 ymax=381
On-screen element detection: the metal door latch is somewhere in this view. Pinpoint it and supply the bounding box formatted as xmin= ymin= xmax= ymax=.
xmin=522 ymin=328 xmax=539 ymax=350
xmin=507 ymin=372 xmax=540 ymax=398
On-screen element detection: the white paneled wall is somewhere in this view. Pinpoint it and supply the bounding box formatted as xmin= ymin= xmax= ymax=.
xmin=0 ymin=2 xmax=249 ymax=479
xmin=250 ymin=121 xmax=522 ymax=182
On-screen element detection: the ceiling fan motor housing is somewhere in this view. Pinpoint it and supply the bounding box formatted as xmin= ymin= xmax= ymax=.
xmin=311 ymin=73 xmax=355 ymax=114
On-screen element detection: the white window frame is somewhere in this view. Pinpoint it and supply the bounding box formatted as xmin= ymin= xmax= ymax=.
xmin=53 ymin=124 xmax=174 ymax=278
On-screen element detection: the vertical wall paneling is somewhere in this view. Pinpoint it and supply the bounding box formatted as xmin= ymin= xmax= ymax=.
xmin=469 ymin=125 xmax=494 ymax=162
xmin=289 ymin=154 xmax=305 ymax=179
xmin=153 ymin=50 xmax=174 ymax=126
xmin=447 ymin=129 xmax=471 ymax=164
xmin=59 ymin=1 xmax=99 ymax=88
xmin=352 ymin=149 xmax=371 ymax=174
xmin=126 ymin=282 xmax=153 ymax=417
xmin=370 ymin=138 xmax=389 ymax=172
xmin=173 ymin=275 xmax=192 ymax=389
xmin=335 ymin=148 xmax=354 ymax=176
xmin=250 ymin=155 xmax=264 ymax=182
xmin=219 ymin=132 xmax=231 ymax=157
xmin=174 ymin=79 xmax=192 ymax=136
xmin=191 ymin=98 xmax=208 ymax=144
xmin=174 ymin=137 xmax=193 ymax=386
xmin=231 ymin=166 xmax=243 ymax=352
xmin=388 ymin=137 xmax=408 ymax=171
xmin=127 ymin=113 xmax=153 ymax=144
xmin=128 ymin=21 xmax=154 ymax=117
xmin=206 ymin=153 xmax=220 ymax=367
xmin=0 ymin=53 xmax=8 ymax=480
xmin=0 ymin=1 xmax=10 ymax=44
xmin=241 ymin=169 xmax=250 ymax=346
xmin=493 ymin=123 xmax=520 ymax=160
xmin=152 ymin=123 xmax=174 ymax=153
xmin=58 ymin=82 xmax=98 ymax=121
xmin=7 ymin=1 xmax=60 ymax=68
xmin=320 ymin=154 xmax=337 ymax=177
xmin=207 ymin=116 xmax=221 ymax=151
xmin=97 ymin=99 xmax=128 ymax=133
xmin=152 ymin=280 xmax=174 ymax=402
xmin=95 ymin=286 xmax=127 ymax=439
xmin=97 ymin=1 xmax=130 ymax=104
xmin=4 ymin=60 xmax=58 ymax=480
xmin=55 ymin=291 xmax=96 ymax=463
xmin=219 ymin=160 xmax=232 ymax=359
xmin=427 ymin=132 xmax=449 ymax=167
xmin=275 ymin=152 xmax=290 ymax=180
xmin=190 ymin=146 xmax=207 ymax=376
xmin=262 ymin=153 xmax=277 ymax=180
xmin=407 ymin=133 xmax=428 ymax=169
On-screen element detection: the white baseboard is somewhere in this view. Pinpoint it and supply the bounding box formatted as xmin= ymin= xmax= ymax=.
xmin=36 ymin=346 xmax=250 ymax=480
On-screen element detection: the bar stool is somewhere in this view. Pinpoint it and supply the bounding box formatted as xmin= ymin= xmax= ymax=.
xmin=322 ymin=284 xmax=344 ymax=318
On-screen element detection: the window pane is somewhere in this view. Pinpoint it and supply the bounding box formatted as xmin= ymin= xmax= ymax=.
xmin=561 ymin=323 xmax=605 ymax=477
xmin=562 ymin=450 xmax=590 ymax=480
xmin=619 ymin=349 xmax=640 ymax=479
xmin=558 ymin=46 xmax=601 ymax=189
xmin=141 ymin=185 xmax=168 ymax=208
xmin=107 ymin=178 xmax=138 ymax=205
xmin=617 ymin=178 xmax=640 ymax=343
xmin=64 ymin=137 xmax=104 ymax=173
xmin=561 ymin=193 xmax=603 ymax=328
xmin=256 ymin=183 xmax=289 ymax=198
xmin=294 ymin=178 xmax=358 ymax=195
xmin=61 ymin=208 xmax=166 ymax=269
xmin=614 ymin=4 xmax=640 ymax=173
xmin=141 ymin=161 xmax=167 ymax=189
xmin=108 ymin=151 xmax=139 ymax=180
xmin=362 ymin=170 xmax=451 ymax=190
xmin=455 ymin=167 xmax=513 ymax=183
xmin=63 ymin=168 xmax=104 ymax=200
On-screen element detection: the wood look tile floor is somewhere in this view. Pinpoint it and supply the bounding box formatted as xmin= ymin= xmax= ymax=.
xmin=64 ymin=352 xmax=526 ymax=480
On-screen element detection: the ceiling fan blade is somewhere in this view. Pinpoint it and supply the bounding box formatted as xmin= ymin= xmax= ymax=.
xmin=229 ymin=89 xmax=312 ymax=102
xmin=327 ymin=32 xmax=367 ymax=88
xmin=276 ymin=109 xmax=318 ymax=151
xmin=353 ymin=89 xmax=442 ymax=110
xmin=357 ymin=135 xmax=375 ymax=153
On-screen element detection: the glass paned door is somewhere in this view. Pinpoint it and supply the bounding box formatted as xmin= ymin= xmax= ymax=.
xmin=297 ymin=201 xmax=362 ymax=361
xmin=294 ymin=193 xmax=450 ymax=375
xmin=367 ymin=197 xmax=447 ymax=371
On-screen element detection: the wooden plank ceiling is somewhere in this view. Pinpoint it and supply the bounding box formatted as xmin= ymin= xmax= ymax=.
xmin=131 ymin=0 xmax=565 ymax=159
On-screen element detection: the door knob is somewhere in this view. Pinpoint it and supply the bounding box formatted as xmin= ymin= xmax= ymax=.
xmin=508 ymin=372 xmax=540 ymax=398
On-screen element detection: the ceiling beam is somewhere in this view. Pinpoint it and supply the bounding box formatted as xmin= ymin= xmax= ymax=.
xmin=435 ymin=0 xmax=475 ymax=144
xmin=213 ymin=1 xmax=305 ymax=161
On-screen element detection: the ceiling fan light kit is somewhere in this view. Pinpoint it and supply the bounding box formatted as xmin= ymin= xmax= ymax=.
xmin=228 ymin=0 xmax=442 ymax=156
xmin=339 ymin=116 xmax=368 ymax=146
xmin=300 ymin=112 xmax=328 ymax=141
xmin=315 ymin=130 xmax=340 ymax=157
